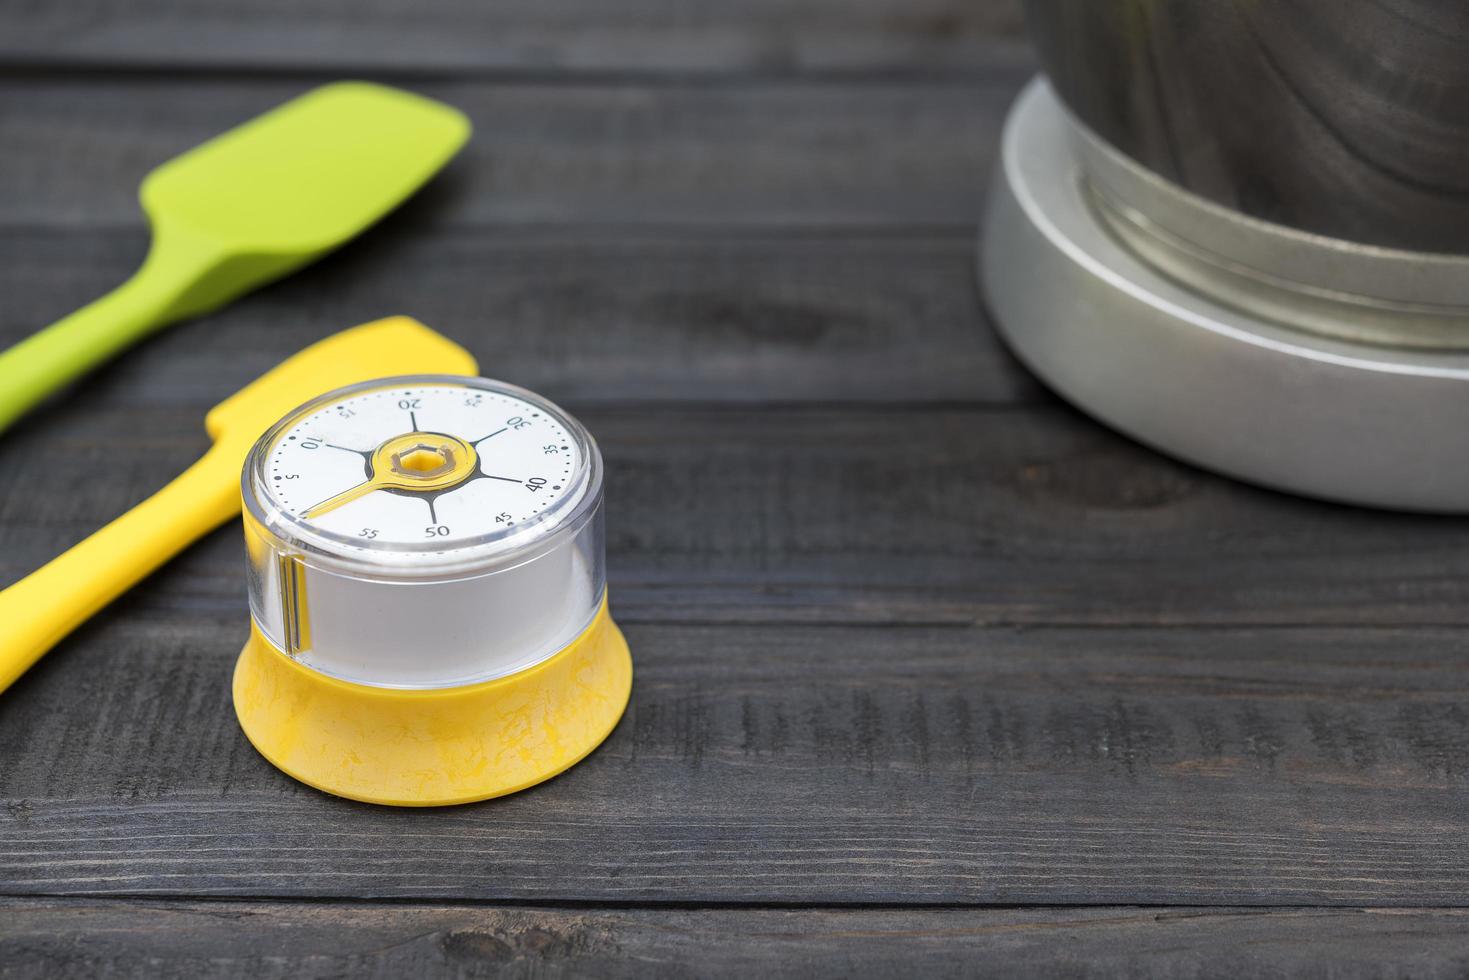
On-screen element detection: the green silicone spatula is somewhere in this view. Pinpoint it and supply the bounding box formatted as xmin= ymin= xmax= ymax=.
xmin=0 ymin=81 xmax=470 ymax=434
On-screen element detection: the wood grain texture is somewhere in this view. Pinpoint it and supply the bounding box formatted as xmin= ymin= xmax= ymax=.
xmin=6 ymin=399 xmax=1469 ymax=628
xmin=0 ymin=229 xmax=1041 ymax=410
xmin=2 ymin=4 xmax=1467 ymax=969
xmin=4 ymin=899 xmax=1469 ymax=980
xmin=2 ymin=614 xmax=1467 ymax=903
xmin=0 ymin=75 xmax=1025 ymax=231
xmin=0 ymin=0 xmax=1026 ymax=75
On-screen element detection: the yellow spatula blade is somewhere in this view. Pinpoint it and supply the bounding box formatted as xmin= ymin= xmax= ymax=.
xmin=0 ymin=317 xmax=477 ymax=695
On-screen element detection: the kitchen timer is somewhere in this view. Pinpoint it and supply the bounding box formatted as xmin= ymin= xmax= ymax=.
xmin=232 ymin=375 xmax=631 ymax=805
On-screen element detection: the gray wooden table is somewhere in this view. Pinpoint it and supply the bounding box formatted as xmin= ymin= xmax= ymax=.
xmin=3 ymin=3 xmax=1469 ymax=977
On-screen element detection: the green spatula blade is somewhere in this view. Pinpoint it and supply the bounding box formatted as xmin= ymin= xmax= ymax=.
xmin=0 ymin=81 xmax=470 ymax=433
xmin=143 ymin=82 xmax=468 ymax=255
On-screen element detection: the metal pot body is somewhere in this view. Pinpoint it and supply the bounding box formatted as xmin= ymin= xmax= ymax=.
xmin=1026 ymin=0 xmax=1469 ymax=253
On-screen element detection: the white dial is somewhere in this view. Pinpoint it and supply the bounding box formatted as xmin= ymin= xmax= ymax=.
xmin=243 ymin=375 xmax=607 ymax=688
xmin=259 ymin=379 xmax=587 ymax=552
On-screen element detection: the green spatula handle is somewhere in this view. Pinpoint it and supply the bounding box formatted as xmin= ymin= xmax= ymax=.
xmin=0 ymin=235 xmax=212 ymax=433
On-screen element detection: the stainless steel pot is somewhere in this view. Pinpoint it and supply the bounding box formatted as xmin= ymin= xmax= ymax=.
xmin=981 ymin=1 xmax=1469 ymax=511
xmin=1027 ymin=0 xmax=1469 ymax=253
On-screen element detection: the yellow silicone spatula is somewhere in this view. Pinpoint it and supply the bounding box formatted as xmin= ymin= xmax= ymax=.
xmin=0 ymin=82 xmax=470 ymax=434
xmin=0 ymin=316 xmax=477 ymax=695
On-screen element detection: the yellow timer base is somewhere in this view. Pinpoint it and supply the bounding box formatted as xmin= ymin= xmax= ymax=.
xmin=233 ymin=599 xmax=632 ymax=806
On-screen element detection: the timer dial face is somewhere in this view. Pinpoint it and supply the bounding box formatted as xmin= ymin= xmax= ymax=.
xmin=260 ymin=380 xmax=586 ymax=552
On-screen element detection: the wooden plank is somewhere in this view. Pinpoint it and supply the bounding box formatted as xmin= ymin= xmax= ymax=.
xmin=0 ymin=1 xmax=1027 ymax=75
xmin=5 ymin=402 xmax=1469 ymax=628
xmin=4 ymin=899 xmax=1469 ymax=980
xmin=2 ymin=618 xmax=1468 ymax=904
xmin=0 ymin=75 xmax=1025 ymax=231
xmin=0 ymin=229 xmax=1041 ymax=410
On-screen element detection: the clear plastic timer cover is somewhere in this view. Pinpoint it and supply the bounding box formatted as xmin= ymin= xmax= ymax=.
xmin=242 ymin=376 xmax=606 ymax=689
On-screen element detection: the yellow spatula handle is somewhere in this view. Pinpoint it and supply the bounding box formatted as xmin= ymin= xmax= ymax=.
xmin=0 ymin=444 xmax=242 ymax=694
